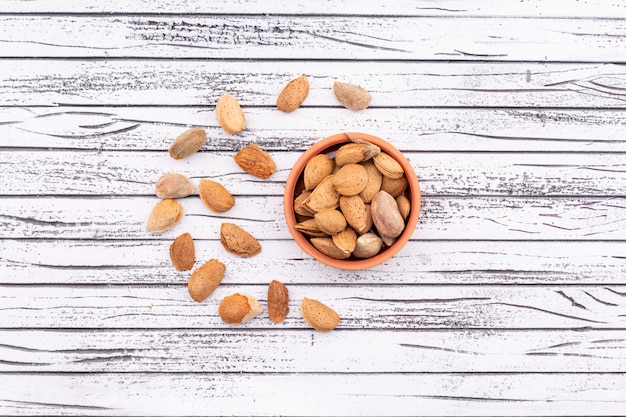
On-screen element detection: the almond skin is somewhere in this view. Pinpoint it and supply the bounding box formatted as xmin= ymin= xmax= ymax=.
xmin=168 ymin=128 xmax=206 ymax=160
xmin=187 ymin=259 xmax=226 ymax=302
xmin=333 ymin=81 xmax=371 ymax=111
xmin=216 ymin=93 xmax=246 ymax=134
xmin=276 ymin=75 xmax=310 ymax=112
xmin=220 ymin=223 xmax=262 ymax=257
xmin=155 ymin=173 xmax=195 ymax=199
xmin=218 ymin=293 xmax=263 ymax=324
xmin=198 ymin=179 xmax=235 ymax=213
xmin=234 ymin=144 xmax=276 ymax=179
xmin=169 ymin=232 xmax=195 ymax=271
xmin=301 ymin=297 xmax=340 ymax=332
xmin=146 ymin=199 xmax=183 ymax=234
xmin=268 ymin=280 xmax=290 ymax=323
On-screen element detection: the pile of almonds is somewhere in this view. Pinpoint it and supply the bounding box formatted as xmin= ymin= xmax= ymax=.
xmin=293 ymin=134 xmax=411 ymax=260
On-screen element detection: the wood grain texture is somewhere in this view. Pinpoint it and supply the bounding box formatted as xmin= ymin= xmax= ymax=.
xmin=1 ymin=329 xmax=625 ymax=373
xmin=2 ymin=61 xmax=626 ymax=108
xmin=1 ymin=285 xmax=624 ymax=329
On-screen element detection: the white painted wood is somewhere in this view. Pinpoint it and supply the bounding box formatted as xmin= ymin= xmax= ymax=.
xmin=1 ymin=373 xmax=625 ymax=416
xmin=3 ymin=61 xmax=626 ymax=108
xmin=2 ymin=15 xmax=626 ymax=61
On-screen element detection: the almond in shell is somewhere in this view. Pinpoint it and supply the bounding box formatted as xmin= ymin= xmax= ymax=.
xmin=333 ymin=81 xmax=371 ymax=111
xmin=314 ymin=209 xmax=347 ymax=236
xmin=198 ymin=179 xmax=235 ymax=213
xmin=301 ymin=297 xmax=340 ymax=332
xmin=359 ymin=159 xmax=383 ymax=203
xmin=373 ymin=152 xmax=404 ymax=179
xmin=332 ymin=227 xmax=357 ymax=254
xmin=304 ymin=154 xmax=335 ymax=191
xmin=156 ymin=173 xmax=195 ymax=199
xmin=220 ymin=223 xmax=262 ymax=257
xmin=268 ymin=280 xmax=289 ymax=323
xmin=332 ymin=163 xmax=368 ymax=196
xmin=371 ymin=190 xmax=405 ymax=239
xmin=218 ymin=293 xmax=263 ymax=324
xmin=216 ymin=93 xmax=246 ymax=134
xmin=396 ymin=194 xmax=411 ymax=220
xmin=352 ymin=232 xmax=383 ymax=259
xmin=293 ymin=190 xmax=315 ymax=217
xmin=188 ymin=259 xmax=226 ymax=302
xmin=295 ymin=218 xmax=328 ymax=238
xmin=335 ymin=142 xmax=380 ymax=167
xmin=303 ymin=175 xmax=340 ymax=213
xmin=168 ymin=128 xmax=206 ymax=160
xmin=339 ymin=195 xmax=369 ymax=235
xmin=169 ymin=232 xmax=195 ymax=271
xmin=276 ymin=75 xmax=310 ymax=112
xmin=381 ymin=174 xmax=408 ymax=198
xmin=310 ymin=237 xmax=351 ymax=260
xmin=146 ymin=199 xmax=183 ymax=234
xmin=234 ymin=143 xmax=276 ymax=179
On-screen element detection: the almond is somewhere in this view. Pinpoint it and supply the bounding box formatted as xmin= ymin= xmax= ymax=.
xmin=303 ymin=175 xmax=340 ymax=213
xmin=218 ymin=293 xmax=263 ymax=324
xmin=188 ymin=259 xmax=226 ymax=302
xmin=310 ymin=237 xmax=351 ymax=260
xmin=335 ymin=142 xmax=380 ymax=167
xmin=396 ymin=194 xmax=411 ymax=220
xmin=198 ymin=179 xmax=235 ymax=213
xmin=352 ymin=232 xmax=383 ymax=259
xmin=169 ymin=232 xmax=195 ymax=271
xmin=216 ymin=93 xmax=246 ymax=134
xmin=300 ymin=297 xmax=340 ymax=332
xmin=304 ymin=154 xmax=335 ymax=191
xmin=268 ymin=280 xmax=289 ymax=323
xmin=339 ymin=195 xmax=369 ymax=235
xmin=381 ymin=174 xmax=408 ymax=197
xmin=168 ymin=128 xmax=206 ymax=160
xmin=332 ymin=227 xmax=357 ymax=254
xmin=359 ymin=160 xmax=383 ymax=203
xmin=234 ymin=143 xmax=276 ymax=179
xmin=295 ymin=218 xmax=328 ymax=238
xmin=314 ymin=209 xmax=347 ymax=236
xmin=332 ymin=163 xmax=368 ymax=196
xmin=371 ymin=190 xmax=405 ymax=239
xmin=155 ymin=173 xmax=195 ymax=199
xmin=373 ymin=152 xmax=404 ymax=179
xmin=276 ymin=75 xmax=310 ymax=112
xmin=146 ymin=199 xmax=183 ymax=234
xmin=220 ymin=223 xmax=262 ymax=257
xmin=333 ymin=81 xmax=371 ymax=111
xmin=294 ymin=190 xmax=315 ymax=217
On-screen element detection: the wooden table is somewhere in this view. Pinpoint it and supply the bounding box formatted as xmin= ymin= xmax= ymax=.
xmin=1 ymin=1 xmax=625 ymax=415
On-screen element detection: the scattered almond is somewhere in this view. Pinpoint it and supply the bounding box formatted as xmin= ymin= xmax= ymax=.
xmin=218 ymin=293 xmax=263 ymax=324
xmin=276 ymin=75 xmax=310 ymax=112
xmin=220 ymin=223 xmax=262 ymax=257
xmin=156 ymin=173 xmax=195 ymax=199
xmin=146 ymin=199 xmax=183 ymax=234
xmin=187 ymin=259 xmax=226 ymax=302
xmin=168 ymin=127 xmax=206 ymax=160
xmin=198 ymin=179 xmax=235 ymax=213
xmin=216 ymin=93 xmax=246 ymax=134
xmin=301 ymin=297 xmax=340 ymax=332
xmin=333 ymin=81 xmax=371 ymax=111
xmin=268 ymin=280 xmax=289 ymax=323
xmin=234 ymin=144 xmax=276 ymax=179
xmin=169 ymin=232 xmax=195 ymax=271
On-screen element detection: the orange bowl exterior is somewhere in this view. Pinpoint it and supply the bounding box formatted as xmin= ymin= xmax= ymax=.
xmin=284 ymin=132 xmax=421 ymax=270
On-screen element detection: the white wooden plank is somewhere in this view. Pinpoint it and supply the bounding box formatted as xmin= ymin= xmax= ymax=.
xmin=3 ymin=60 xmax=626 ymax=108
xmin=1 ymin=329 xmax=625 ymax=373
xmin=6 ymin=106 xmax=626 ymax=152
xmin=0 ymin=373 xmax=624 ymax=416
xmin=4 ymin=0 xmax=626 ymax=18
xmin=3 ymin=240 xmax=625 ymax=285
xmin=2 ymin=151 xmax=625 ymax=196
xmin=2 ymin=195 xmax=625 ymax=240
xmin=2 ymin=15 xmax=626 ymax=61
xmin=0 ymin=285 xmax=624 ymax=329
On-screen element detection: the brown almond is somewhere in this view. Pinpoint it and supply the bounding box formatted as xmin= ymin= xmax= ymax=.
xmin=373 ymin=152 xmax=404 ymax=179
xmin=335 ymin=142 xmax=380 ymax=167
xmin=146 ymin=199 xmax=183 ymax=234
xmin=301 ymin=297 xmax=340 ymax=332
xmin=371 ymin=190 xmax=405 ymax=239
xmin=314 ymin=209 xmax=347 ymax=236
xmin=276 ymin=75 xmax=310 ymax=112
xmin=294 ymin=190 xmax=315 ymax=217
xmin=234 ymin=143 xmax=276 ymax=179
xmin=303 ymin=175 xmax=340 ymax=213
xmin=198 ymin=179 xmax=235 ymax=213
xmin=220 ymin=223 xmax=262 ymax=258
xmin=381 ymin=174 xmax=408 ymax=198
xmin=268 ymin=280 xmax=290 ymax=323
xmin=359 ymin=159 xmax=383 ymax=203
xmin=332 ymin=227 xmax=357 ymax=254
xmin=218 ymin=293 xmax=263 ymax=324
xmin=396 ymin=194 xmax=411 ymax=220
xmin=333 ymin=81 xmax=371 ymax=111
xmin=352 ymin=232 xmax=383 ymax=259
xmin=304 ymin=154 xmax=335 ymax=191
xmin=310 ymin=237 xmax=351 ymax=260
xmin=332 ymin=163 xmax=368 ymax=196
xmin=339 ymin=195 xmax=369 ymax=235
xmin=168 ymin=128 xmax=206 ymax=160
xmin=216 ymin=93 xmax=246 ymax=134
xmin=188 ymin=259 xmax=226 ymax=302
xmin=169 ymin=232 xmax=195 ymax=271
xmin=295 ymin=218 xmax=328 ymax=238
xmin=156 ymin=173 xmax=195 ymax=199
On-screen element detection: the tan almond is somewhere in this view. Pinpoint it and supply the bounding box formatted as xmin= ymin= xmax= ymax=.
xmin=371 ymin=190 xmax=405 ymax=239
xmin=314 ymin=209 xmax=347 ymax=236
xmin=303 ymin=175 xmax=340 ymax=213
xmin=169 ymin=232 xmax=195 ymax=271
xmin=168 ymin=127 xmax=206 ymax=160
xmin=276 ymin=75 xmax=310 ymax=112
xmin=188 ymin=259 xmax=226 ymax=302
xmin=156 ymin=173 xmax=195 ymax=199
xmin=294 ymin=190 xmax=315 ymax=217
xmin=295 ymin=218 xmax=328 ymax=238
xmin=218 ymin=293 xmax=262 ymax=324
xmin=146 ymin=199 xmax=183 ymax=234
xmin=363 ymin=204 xmax=374 ymax=235
xmin=216 ymin=93 xmax=246 ymax=134
xmin=332 ymin=227 xmax=357 ymax=254
xmin=352 ymin=232 xmax=383 ymax=259
xmin=332 ymin=163 xmax=368 ymax=196
xmin=333 ymin=81 xmax=371 ymax=111
xmin=304 ymin=154 xmax=335 ymax=191
xmin=310 ymin=237 xmax=351 ymax=260
xmin=381 ymin=174 xmax=408 ymax=198
xmin=301 ymin=297 xmax=340 ymax=332
xmin=268 ymin=280 xmax=290 ymax=323
xmin=234 ymin=144 xmax=276 ymax=179
xmin=359 ymin=159 xmax=383 ymax=203
xmin=335 ymin=142 xmax=380 ymax=167
xmin=373 ymin=152 xmax=404 ymax=179
xmin=198 ymin=179 xmax=235 ymax=213
xmin=396 ymin=194 xmax=411 ymax=220
xmin=339 ymin=195 xmax=369 ymax=235
xmin=220 ymin=223 xmax=262 ymax=258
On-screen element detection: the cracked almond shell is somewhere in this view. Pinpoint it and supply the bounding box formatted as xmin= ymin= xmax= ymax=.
xmin=218 ymin=293 xmax=263 ymax=324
